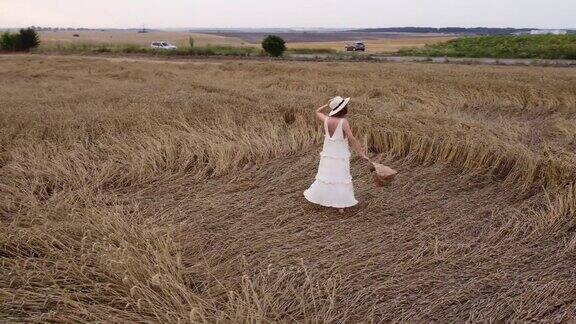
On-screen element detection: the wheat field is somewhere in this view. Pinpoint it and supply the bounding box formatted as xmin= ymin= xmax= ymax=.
xmin=1 ymin=54 xmax=576 ymax=322
xmin=38 ymin=30 xmax=452 ymax=54
xmin=38 ymin=31 xmax=252 ymax=47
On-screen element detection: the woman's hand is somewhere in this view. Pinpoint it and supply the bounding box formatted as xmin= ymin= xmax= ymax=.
xmin=364 ymin=151 xmax=375 ymax=161
xmin=361 ymin=154 xmax=372 ymax=164
xmin=316 ymin=103 xmax=328 ymax=113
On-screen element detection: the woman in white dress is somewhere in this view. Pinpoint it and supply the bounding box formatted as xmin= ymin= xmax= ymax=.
xmin=304 ymin=96 xmax=370 ymax=213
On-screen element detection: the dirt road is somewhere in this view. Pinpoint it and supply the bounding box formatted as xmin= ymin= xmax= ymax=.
xmin=3 ymin=52 xmax=575 ymax=67
xmin=291 ymin=53 xmax=576 ymax=67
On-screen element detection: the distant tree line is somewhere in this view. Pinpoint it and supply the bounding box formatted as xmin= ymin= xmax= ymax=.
xmin=30 ymin=26 xmax=95 ymax=31
xmin=26 ymin=26 xmax=159 ymax=32
xmin=0 ymin=28 xmax=40 ymax=52
xmin=352 ymin=27 xmax=537 ymax=35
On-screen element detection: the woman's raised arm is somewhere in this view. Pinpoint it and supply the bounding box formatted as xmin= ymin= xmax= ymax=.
xmin=315 ymin=102 xmax=329 ymax=124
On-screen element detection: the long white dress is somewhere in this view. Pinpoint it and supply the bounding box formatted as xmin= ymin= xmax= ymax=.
xmin=304 ymin=117 xmax=358 ymax=208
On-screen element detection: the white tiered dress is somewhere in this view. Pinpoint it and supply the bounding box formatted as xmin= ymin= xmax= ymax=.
xmin=304 ymin=117 xmax=358 ymax=208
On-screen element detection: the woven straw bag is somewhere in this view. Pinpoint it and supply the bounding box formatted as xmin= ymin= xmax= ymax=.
xmin=370 ymin=162 xmax=397 ymax=187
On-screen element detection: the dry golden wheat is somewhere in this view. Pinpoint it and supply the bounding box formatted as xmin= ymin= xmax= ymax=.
xmin=288 ymin=36 xmax=457 ymax=53
xmin=1 ymin=54 xmax=575 ymax=322
xmin=38 ymin=31 xmax=252 ymax=48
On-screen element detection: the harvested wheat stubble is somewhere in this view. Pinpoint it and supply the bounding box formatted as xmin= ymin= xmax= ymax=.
xmin=1 ymin=55 xmax=576 ymax=322
xmin=38 ymin=31 xmax=251 ymax=48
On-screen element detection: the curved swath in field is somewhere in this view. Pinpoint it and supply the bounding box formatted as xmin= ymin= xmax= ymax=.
xmin=2 ymin=56 xmax=575 ymax=322
xmin=113 ymin=149 xmax=575 ymax=322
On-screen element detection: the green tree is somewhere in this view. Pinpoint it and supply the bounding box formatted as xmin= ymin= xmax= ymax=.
xmin=0 ymin=32 xmax=16 ymax=51
xmin=261 ymin=35 xmax=286 ymax=57
xmin=16 ymin=28 xmax=40 ymax=51
xmin=188 ymin=36 xmax=195 ymax=48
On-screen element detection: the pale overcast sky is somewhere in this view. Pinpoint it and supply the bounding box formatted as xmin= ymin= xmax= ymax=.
xmin=1 ymin=0 xmax=574 ymax=29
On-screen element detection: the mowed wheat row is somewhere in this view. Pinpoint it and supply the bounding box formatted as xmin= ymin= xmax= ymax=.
xmin=1 ymin=55 xmax=576 ymax=322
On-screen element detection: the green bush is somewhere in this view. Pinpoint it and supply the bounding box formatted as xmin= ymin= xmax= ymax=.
xmin=188 ymin=36 xmax=194 ymax=48
xmin=16 ymin=28 xmax=40 ymax=51
xmin=0 ymin=28 xmax=40 ymax=52
xmin=0 ymin=32 xmax=17 ymax=51
xmin=262 ymin=35 xmax=286 ymax=57
xmin=399 ymin=35 xmax=576 ymax=60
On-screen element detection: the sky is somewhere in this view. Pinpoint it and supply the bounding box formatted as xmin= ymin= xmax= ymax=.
xmin=1 ymin=0 xmax=574 ymax=29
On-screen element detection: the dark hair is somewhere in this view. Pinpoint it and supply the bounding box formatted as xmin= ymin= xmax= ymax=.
xmin=330 ymin=104 xmax=348 ymax=118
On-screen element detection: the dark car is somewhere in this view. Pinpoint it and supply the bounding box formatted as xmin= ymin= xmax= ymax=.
xmin=345 ymin=42 xmax=366 ymax=52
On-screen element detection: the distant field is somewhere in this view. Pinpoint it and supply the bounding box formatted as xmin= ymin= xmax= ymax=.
xmin=39 ymin=30 xmax=252 ymax=47
xmin=38 ymin=30 xmax=456 ymax=54
xmin=289 ymin=36 xmax=457 ymax=53
xmin=204 ymin=31 xmax=451 ymax=43
xmin=400 ymin=34 xmax=576 ymax=59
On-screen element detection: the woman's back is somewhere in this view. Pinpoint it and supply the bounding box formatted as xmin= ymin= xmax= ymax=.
xmin=322 ymin=117 xmax=350 ymax=159
xmin=325 ymin=117 xmax=347 ymax=140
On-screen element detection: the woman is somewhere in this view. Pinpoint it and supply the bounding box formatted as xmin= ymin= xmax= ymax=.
xmin=304 ymin=96 xmax=370 ymax=213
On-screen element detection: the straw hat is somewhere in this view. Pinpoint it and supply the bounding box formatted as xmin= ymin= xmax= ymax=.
xmin=328 ymin=96 xmax=350 ymax=116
